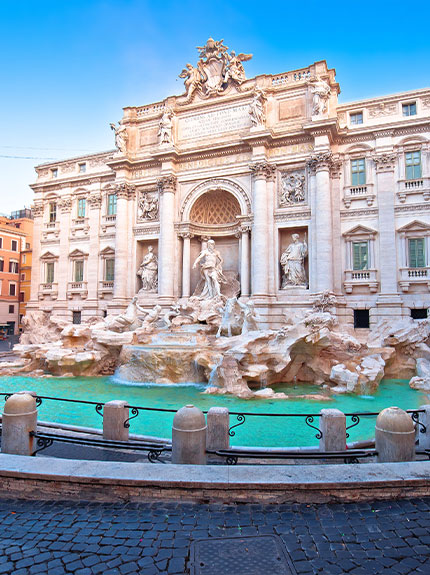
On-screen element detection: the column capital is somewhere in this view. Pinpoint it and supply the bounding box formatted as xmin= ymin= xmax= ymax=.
xmin=372 ymin=152 xmax=397 ymax=173
xmin=88 ymin=192 xmax=102 ymax=209
xmin=249 ymin=161 xmax=276 ymax=181
xmin=330 ymin=156 xmax=343 ymax=179
xmin=58 ymin=196 xmax=72 ymax=213
xmin=178 ymin=231 xmax=194 ymax=239
xmin=306 ymin=151 xmax=333 ymax=173
xmin=115 ymin=182 xmax=136 ymax=200
xmin=157 ymin=175 xmax=177 ymax=194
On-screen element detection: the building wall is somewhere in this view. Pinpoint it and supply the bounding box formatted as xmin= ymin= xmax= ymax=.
xmin=27 ymin=58 xmax=430 ymax=328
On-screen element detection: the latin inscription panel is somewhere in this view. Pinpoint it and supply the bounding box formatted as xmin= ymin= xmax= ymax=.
xmin=178 ymin=105 xmax=251 ymax=141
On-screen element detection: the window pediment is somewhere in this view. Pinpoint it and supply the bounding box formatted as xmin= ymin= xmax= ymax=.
xmin=397 ymin=220 xmax=430 ymax=234
xmin=69 ymin=249 xmax=89 ymax=259
xmin=99 ymin=246 xmax=115 ymax=257
xmin=40 ymin=251 xmax=59 ymax=261
xmin=343 ymin=225 xmax=377 ymax=240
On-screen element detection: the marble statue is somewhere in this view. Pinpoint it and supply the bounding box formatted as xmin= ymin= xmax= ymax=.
xmin=225 ymin=50 xmax=252 ymax=84
xmin=137 ymin=246 xmax=158 ymax=292
xmin=249 ymin=89 xmax=265 ymax=127
xmin=158 ymin=108 xmax=173 ymax=145
xmin=237 ymin=299 xmax=260 ymax=335
xmin=103 ymin=296 xmax=141 ymax=332
xmin=109 ymin=121 xmax=128 ymax=153
xmin=138 ymin=192 xmax=158 ymax=221
xmin=280 ymin=172 xmax=306 ymax=206
xmin=192 ymin=239 xmax=226 ymax=299
xmin=280 ymin=234 xmax=308 ymax=287
xmin=307 ymin=76 xmax=331 ymax=116
xmin=179 ymin=62 xmax=206 ymax=101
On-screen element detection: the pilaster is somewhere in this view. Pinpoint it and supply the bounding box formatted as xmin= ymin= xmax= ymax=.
xmin=57 ymin=196 xmax=72 ymax=304
xmin=113 ymin=182 xmax=135 ymax=306
xmin=29 ymin=202 xmax=44 ymax=305
xmin=157 ymin=175 xmax=177 ymax=301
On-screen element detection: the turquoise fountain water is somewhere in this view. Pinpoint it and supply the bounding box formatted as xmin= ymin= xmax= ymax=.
xmin=1 ymin=376 xmax=428 ymax=447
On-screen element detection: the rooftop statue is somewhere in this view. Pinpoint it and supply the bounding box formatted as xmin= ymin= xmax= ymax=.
xmin=179 ymin=38 xmax=253 ymax=102
xmin=110 ymin=121 xmax=128 ymax=153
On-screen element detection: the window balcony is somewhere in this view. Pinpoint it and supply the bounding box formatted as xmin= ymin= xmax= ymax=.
xmin=344 ymin=269 xmax=378 ymax=294
xmin=67 ymin=281 xmax=88 ymax=299
xmin=397 ymin=178 xmax=430 ymax=203
xmin=343 ymin=184 xmax=375 ymax=208
xmin=99 ymin=280 xmax=114 ymax=298
xmin=101 ymin=214 xmax=117 ymax=233
xmin=38 ymin=282 xmax=58 ymax=300
xmin=70 ymin=217 xmax=89 ymax=237
xmin=399 ymin=267 xmax=430 ymax=292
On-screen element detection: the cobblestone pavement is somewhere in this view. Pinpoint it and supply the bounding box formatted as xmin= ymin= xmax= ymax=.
xmin=0 ymin=497 xmax=429 ymax=574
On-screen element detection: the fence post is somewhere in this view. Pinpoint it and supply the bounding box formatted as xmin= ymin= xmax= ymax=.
xmin=207 ymin=407 xmax=230 ymax=451
xmin=319 ymin=409 xmax=346 ymax=451
xmin=103 ymin=400 xmax=129 ymax=441
xmin=172 ymin=405 xmax=206 ymax=465
xmin=418 ymin=405 xmax=430 ymax=450
xmin=1 ymin=393 xmax=38 ymax=455
xmin=375 ymin=407 xmax=415 ymax=462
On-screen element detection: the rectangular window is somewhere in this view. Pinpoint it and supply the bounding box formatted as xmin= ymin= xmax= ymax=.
xmin=352 ymin=241 xmax=369 ymax=270
xmin=77 ymin=198 xmax=86 ymax=218
xmin=354 ymin=309 xmax=370 ymax=329
xmin=74 ymin=260 xmax=84 ymax=282
xmin=21 ymin=273 xmax=25 ymax=281
xmin=72 ymin=311 xmax=81 ymax=325
xmin=79 ymin=163 xmax=86 ymax=173
xmin=402 ymin=102 xmax=417 ymax=117
xmin=0 ymin=238 xmax=2 ymax=248
xmin=9 ymin=283 xmax=16 ymax=296
xmin=9 ymin=305 xmax=14 ymax=314
xmin=22 ymin=254 xmax=26 ymax=264
xmin=51 ymin=168 xmax=58 ymax=178
xmin=49 ymin=202 xmax=57 ymax=223
xmin=351 ymin=158 xmax=366 ymax=186
xmin=405 ymin=151 xmax=422 ymax=180
xmin=0 ymin=259 xmax=3 ymax=272
xmin=19 ymin=292 xmax=25 ymax=302
xmin=11 ymin=240 xmax=18 ymax=251
xmin=46 ymin=262 xmax=55 ymax=284
xmin=411 ymin=308 xmax=428 ymax=320
xmin=25 ymin=242 xmax=30 ymax=249
xmin=350 ymin=112 xmax=363 ymax=125
xmin=9 ymin=261 xmax=18 ymax=273
xmin=409 ymin=238 xmax=426 ymax=268
xmin=105 ymin=258 xmax=115 ymax=281
xmin=107 ymin=193 xmax=117 ymax=216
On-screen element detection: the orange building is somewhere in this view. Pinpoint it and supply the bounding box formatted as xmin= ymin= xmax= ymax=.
xmin=0 ymin=209 xmax=33 ymax=336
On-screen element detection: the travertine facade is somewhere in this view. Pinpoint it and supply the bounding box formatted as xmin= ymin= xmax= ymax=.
xmin=29 ymin=40 xmax=430 ymax=328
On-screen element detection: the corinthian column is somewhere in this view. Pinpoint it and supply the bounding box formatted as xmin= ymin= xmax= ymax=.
xmin=86 ymin=192 xmax=102 ymax=303
xmin=249 ymin=161 xmax=274 ymax=297
xmin=180 ymin=232 xmax=192 ymax=297
xmin=157 ymin=175 xmax=177 ymax=300
xmin=113 ymin=183 xmax=134 ymax=305
xmin=240 ymin=224 xmax=251 ymax=297
xmin=29 ymin=202 xmax=44 ymax=306
xmin=57 ymin=196 xmax=72 ymax=303
xmin=307 ymin=152 xmax=334 ymax=292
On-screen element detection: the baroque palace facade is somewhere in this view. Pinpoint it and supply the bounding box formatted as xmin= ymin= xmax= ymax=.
xmin=29 ymin=39 xmax=430 ymax=328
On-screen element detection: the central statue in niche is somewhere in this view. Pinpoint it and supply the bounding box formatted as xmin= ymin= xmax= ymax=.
xmin=192 ymin=239 xmax=226 ymax=299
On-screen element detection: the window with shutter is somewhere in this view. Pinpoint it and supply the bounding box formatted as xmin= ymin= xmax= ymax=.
xmin=352 ymin=241 xmax=368 ymax=270
xmin=409 ymin=238 xmax=426 ymax=268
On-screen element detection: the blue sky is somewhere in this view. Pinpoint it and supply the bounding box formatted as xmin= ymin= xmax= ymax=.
xmin=1 ymin=0 xmax=429 ymax=213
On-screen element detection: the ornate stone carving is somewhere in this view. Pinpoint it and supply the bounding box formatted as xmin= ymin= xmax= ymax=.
xmin=157 ymin=175 xmax=177 ymax=194
xmin=306 ymin=151 xmax=333 ymax=172
xmin=249 ymin=161 xmax=276 ymax=180
xmin=368 ymin=102 xmax=397 ymax=118
xmin=137 ymin=247 xmax=158 ymax=293
xmin=373 ymin=152 xmax=397 ymax=173
xmin=249 ymin=89 xmax=266 ymax=128
xmin=88 ymin=193 xmax=102 ymax=209
xmin=190 ymin=190 xmax=240 ymax=224
xmin=421 ymin=97 xmax=430 ymax=110
xmin=115 ymin=182 xmax=135 ymax=200
xmin=181 ymin=178 xmax=251 ymax=216
xmin=110 ymin=122 xmax=128 ymax=153
xmin=58 ymin=197 xmax=72 ymax=212
xmin=61 ymin=162 xmax=76 ymax=173
xmin=158 ymin=108 xmax=174 ymax=145
xmin=138 ymin=191 xmax=159 ymax=221
xmin=178 ymin=38 xmax=252 ymax=102
xmin=32 ymin=203 xmax=44 ymax=217
xmin=307 ymin=76 xmax=331 ymax=116
xmin=192 ymin=239 xmax=226 ymax=299
xmin=330 ymin=158 xmax=343 ymax=179
xmin=280 ymin=233 xmax=308 ymax=288
xmin=279 ymin=170 xmax=306 ymax=206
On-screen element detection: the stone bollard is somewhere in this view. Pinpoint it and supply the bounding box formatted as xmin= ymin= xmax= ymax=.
xmin=418 ymin=405 xmax=430 ymax=450
xmin=1 ymin=393 xmax=38 ymax=456
xmin=172 ymin=404 xmax=207 ymax=465
xmin=375 ymin=407 xmax=415 ymax=463
xmin=319 ymin=409 xmax=346 ymax=452
xmin=103 ymin=401 xmax=129 ymax=441
xmin=207 ymin=407 xmax=230 ymax=451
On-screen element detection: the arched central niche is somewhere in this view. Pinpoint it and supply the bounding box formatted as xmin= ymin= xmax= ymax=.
xmin=189 ymin=189 xmax=241 ymax=225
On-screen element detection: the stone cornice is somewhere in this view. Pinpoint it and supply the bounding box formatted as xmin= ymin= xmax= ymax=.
xmin=31 ymin=173 xmax=115 ymax=193
xmin=337 ymin=118 xmax=430 ymax=144
xmin=303 ymin=118 xmax=339 ymax=141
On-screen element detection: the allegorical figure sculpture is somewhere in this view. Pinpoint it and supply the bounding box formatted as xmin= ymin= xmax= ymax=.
xmin=179 ymin=62 xmax=206 ymax=101
xmin=158 ymin=108 xmax=174 ymax=145
xmin=280 ymin=233 xmax=308 ymax=288
xmin=225 ymin=50 xmax=252 ymax=84
xmin=192 ymin=239 xmax=226 ymax=299
xmin=249 ymin=89 xmax=266 ymax=128
xmin=110 ymin=121 xmax=128 ymax=153
xmin=138 ymin=192 xmax=159 ymax=221
xmin=137 ymin=246 xmax=158 ymax=292
xmin=280 ymin=172 xmax=306 ymax=206
xmin=307 ymin=75 xmax=331 ymax=116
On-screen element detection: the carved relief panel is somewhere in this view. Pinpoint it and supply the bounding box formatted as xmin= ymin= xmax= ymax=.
xmin=279 ymin=170 xmax=307 ymax=207
xmin=137 ymin=190 xmax=159 ymax=222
